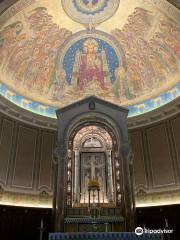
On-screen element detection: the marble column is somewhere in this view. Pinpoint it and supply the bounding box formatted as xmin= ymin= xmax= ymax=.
xmin=74 ymin=149 xmax=80 ymax=202
xmin=107 ymin=150 xmax=113 ymax=202
xmin=54 ymin=145 xmax=66 ymax=232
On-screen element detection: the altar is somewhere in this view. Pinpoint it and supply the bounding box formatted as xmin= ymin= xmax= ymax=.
xmin=54 ymin=97 xmax=135 ymax=232
xmin=64 ymin=215 xmax=124 ymax=232
xmin=49 ymin=232 xmax=164 ymax=240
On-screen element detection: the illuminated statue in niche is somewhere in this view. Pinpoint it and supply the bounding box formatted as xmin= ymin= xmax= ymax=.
xmin=81 ymin=153 xmax=106 ymax=203
xmin=72 ymin=38 xmax=110 ymax=91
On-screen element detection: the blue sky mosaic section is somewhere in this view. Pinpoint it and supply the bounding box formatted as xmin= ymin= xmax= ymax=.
xmin=0 ymin=84 xmax=56 ymax=118
xmin=63 ymin=37 xmax=120 ymax=85
xmin=128 ymin=82 xmax=180 ymax=117
xmin=0 ymin=82 xmax=179 ymax=118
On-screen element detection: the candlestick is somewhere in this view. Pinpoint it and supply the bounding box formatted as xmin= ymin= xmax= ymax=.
xmin=105 ymin=223 xmax=109 ymax=232
xmin=79 ymin=192 xmax=81 ymax=203
xmin=93 ymin=190 xmax=95 ymax=204
xmin=41 ymin=219 xmax=43 ymax=228
xmin=39 ymin=219 xmax=45 ymax=240
xmin=165 ymin=218 xmax=169 ymax=228
xmin=165 ymin=218 xmax=171 ymax=240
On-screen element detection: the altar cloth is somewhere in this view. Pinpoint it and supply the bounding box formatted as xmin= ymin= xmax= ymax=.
xmin=49 ymin=232 xmax=164 ymax=240
xmin=64 ymin=216 xmax=123 ymax=223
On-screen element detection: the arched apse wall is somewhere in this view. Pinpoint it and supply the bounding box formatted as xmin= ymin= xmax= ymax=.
xmin=0 ymin=103 xmax=179 ymax=208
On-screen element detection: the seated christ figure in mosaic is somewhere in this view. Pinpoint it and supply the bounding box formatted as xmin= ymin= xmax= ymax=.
xmin=73 ymin=38 xmax=109 ymax=91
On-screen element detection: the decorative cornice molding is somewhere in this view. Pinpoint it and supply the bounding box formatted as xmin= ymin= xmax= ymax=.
xmin=0 ymin=187 xmax=180 ymax=208
xmin=128 ymin=97 xmax=180 ymax=129
xmin=136 ymin=187 xmax=180 ymax=207
xmin=0 ymin=95 xmax=179 ymax=130
xmin=0 ymin=95 xmax=57 ymax=130
xmin=0 ymin=189 xmax=52 ymax=208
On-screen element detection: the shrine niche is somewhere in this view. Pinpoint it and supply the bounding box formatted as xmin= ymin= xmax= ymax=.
xmin=53 ymin=96 xmax=135 ymax=233
xmin=72 ymin=125 xmax=114 ymax=205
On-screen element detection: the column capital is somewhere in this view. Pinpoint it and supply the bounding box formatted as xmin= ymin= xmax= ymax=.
xmin=53 ymin=146 xmax=67 ymax=165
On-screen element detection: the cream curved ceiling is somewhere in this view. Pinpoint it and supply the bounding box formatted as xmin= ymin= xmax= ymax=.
xmin=0 ymin=0 xmax=179 ymax=118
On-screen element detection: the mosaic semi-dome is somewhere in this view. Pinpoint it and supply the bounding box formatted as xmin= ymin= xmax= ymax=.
xmin=0 ymin=0 xmax=179 ymax=118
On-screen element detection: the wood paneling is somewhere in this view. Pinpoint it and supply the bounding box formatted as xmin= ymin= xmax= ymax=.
xmin=0 ymin=110 xmax=179 ymax=195
xmin=0 ymin=119 xmax=13 ymax=185
xmin=146 ymin=124 xmax=175 ymax=187
xmin=130 ymin=131 xmax=147 ymax=187
xmin=171 ymin=116 xmax=180 ymax=173
xmin=39 ymin=132 xmax=55 ymax=190
xmin=12 ymin=126 xmax=37 ymax=188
